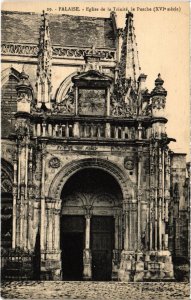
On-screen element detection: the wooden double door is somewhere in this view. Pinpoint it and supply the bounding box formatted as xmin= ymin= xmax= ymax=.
xmin=91 ymin=216 xmax=114 ymax=281
xmin=61 ymin=215 xmax=114 ymax=281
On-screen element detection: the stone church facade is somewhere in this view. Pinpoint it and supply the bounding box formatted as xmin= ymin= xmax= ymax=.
xmin=1 ymin=10 xmax=190 ymax=281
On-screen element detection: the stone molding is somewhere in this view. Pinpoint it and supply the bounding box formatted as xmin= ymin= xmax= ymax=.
xmin=48 ymin=158 xmax=132 ymax=201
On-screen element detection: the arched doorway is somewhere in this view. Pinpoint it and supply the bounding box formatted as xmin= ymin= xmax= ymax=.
xmin=60 ymin=168 xmax=123 ymax=281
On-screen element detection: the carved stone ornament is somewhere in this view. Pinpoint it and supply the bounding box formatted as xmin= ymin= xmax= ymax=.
xmin=124 ymin=157 xmax=134 ymax=170
xmin=15 ymin=119 xmax=30 ymax=139
xmin=117 ymin=28 xmax=125 ymax=38
xmin=52 ymin=86 xmax=75 ymax=114
xmin=152 ymin=96 xmax=166 ymax=110
xmin=110 ymin=78 xmax=137 ymax=117
xmin=1 ymin=170 xmax=13 ymax=193
xmin=49 ymin=157 xmax=61 ymax=169
xmin=17 ymin=92 xmax=31 ymax=103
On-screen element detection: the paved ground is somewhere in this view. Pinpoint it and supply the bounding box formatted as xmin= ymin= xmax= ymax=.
xmin=1 ymin=281 xmax=190 ymax=300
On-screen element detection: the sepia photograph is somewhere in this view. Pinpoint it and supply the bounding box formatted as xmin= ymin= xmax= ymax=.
xmin=1 ymin=1 xmax=190 ymax=299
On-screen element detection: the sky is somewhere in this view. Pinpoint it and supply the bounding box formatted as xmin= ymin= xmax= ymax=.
xmin=2 ymin=1 xmax=190 ymax=158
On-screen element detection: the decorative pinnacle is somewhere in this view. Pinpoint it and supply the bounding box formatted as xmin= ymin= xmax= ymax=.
xmin=20 ymin=65 xmax=29 ymax=80
xmin=151 ymin=73 xmax=167 ymax=96
xmin=155 ymin=73 xmax=164 ymax=86
xmin=126 ymin=11 xmax=134 ymax=19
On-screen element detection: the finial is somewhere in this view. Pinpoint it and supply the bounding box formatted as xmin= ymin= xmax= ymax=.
xmin=20 ymin=64 xmax=29 ymax=80
xmin=151 ymin=73 xmax=167 ymax=97
xmin=42 ymin=10 xmax=48 ymax=25
xmin=110 ymin=11 xmax=117 ymax=17
xmin=126 ymin=11 xmax=134 ymax=19
xmin=155 ymin=73 xmax=164 ymax=86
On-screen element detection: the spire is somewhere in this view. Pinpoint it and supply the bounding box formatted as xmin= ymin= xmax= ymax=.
xmin=118 ymin=12 xmax=141 ymax=89
xmin=36 ymin=11 xmax=52 ymax=109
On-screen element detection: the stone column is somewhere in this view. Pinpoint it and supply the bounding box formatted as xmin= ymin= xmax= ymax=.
xmin=73 ymin=121 xmax=80 ymax=138
xmin=12 ymin=152 xmax=17 ymax=249
xmin=83 ymin=206 xmax=92 ymax=280
xmin=118 ymin=199 xmax=132 ymax=281
xmin=154 ymin=146 xmax=158 ymax=251
xmin=39 ymin=144 xmax=47 ymax=279
xmin=105 ymin=122 xmax=111 ymax=138
xmin=20 ymin=184 xmax=25 ymax=248
xmin=137 ymin=148 xmax=142 ymax=251
xmin=149 ymin=144 xmax=155 ymax=250
xmin=75 ymin=86 xmax=78 ymax=115
xmin=130 ymin=200 xmax=138 ymax=251
xmin=46 ymin=199 xmax=54 ymax=251
xmin=17 ymin=140 xmax=27 ymax=249
xmin=123 ymin=200 xmax=130 ymax=251
xmin=27 ymin=147 xmax=34 ymax=249
xmin=23 ymin=139 xmax=30 ymax=250
xmin=53 ymin=199 xmax=62 ymax=251
xmin=158 ymin=147 xmax=163 ymax=250
xmin=106 ymin=86 xmax=110 ymax=116
xmin=41 ymin=198 xmax=62 ymax=280
xmin=112 ymin=209 xmax=121 ymax=280
xmin=164 ymin=149 xmax=171 ymax=248
xmin=145 ymin=145 xmax=174 ymax=281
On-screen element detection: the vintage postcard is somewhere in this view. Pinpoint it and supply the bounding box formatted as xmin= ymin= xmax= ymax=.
xmin=1 ymin=1 xmax=190 ymax=299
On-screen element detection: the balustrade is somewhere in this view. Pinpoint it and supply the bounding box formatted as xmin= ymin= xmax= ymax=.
xmin=33 ymin=120 xmax=151 ymax=141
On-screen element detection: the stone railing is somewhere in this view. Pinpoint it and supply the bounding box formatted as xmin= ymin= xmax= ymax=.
xmin=1 ymin=43 xmax=39 ymax=56
xmin=32 ymin=119 xmax=149 ymax=140
xmin=1 ymin=43 xmax=116 ymax=61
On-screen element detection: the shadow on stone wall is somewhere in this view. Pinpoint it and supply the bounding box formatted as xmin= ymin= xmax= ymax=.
xmin=173 ymin=257 xmax=190 ymax=282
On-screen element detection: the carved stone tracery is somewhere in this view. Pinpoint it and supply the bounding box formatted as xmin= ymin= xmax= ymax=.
xmin=1 ymin=169 xmax=13 ymax=193
xmin=1 ymin=43 xmax=116 ymax=61
xmin=110 ymin=78 xmax=137 ymax=117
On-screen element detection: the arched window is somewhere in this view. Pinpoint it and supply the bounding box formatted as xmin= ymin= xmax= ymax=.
xmin=1 ymin=160 xmax=13 ymax=249
xmin=1 ymin=68 xmax=20 ymax=137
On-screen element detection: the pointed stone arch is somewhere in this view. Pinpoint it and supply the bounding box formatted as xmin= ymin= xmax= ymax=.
xmin=1 ymin=67 xmax=21 ymax=137
xmin=55 ymin=71 xmax=77 ymax=103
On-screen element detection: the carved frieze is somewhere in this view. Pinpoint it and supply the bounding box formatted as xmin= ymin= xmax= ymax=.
xmin=56 ymin=145 xmax=98 ymax=152
xmin=1 ymin=43 xmax=39 ymax=56
xmin=1 ymin=43 xmax=116 ymax=61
